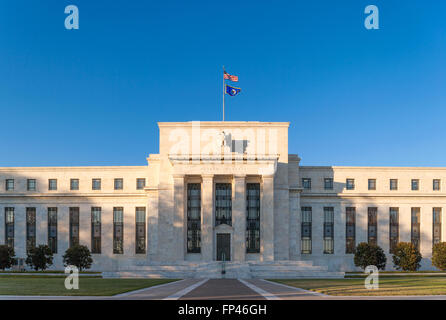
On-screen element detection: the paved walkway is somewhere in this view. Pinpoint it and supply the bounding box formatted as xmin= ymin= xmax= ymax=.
xmin=180 ymin=279 xmax=266 ymax=300
xmin=2 ymin=278 xmax=446 ymax=300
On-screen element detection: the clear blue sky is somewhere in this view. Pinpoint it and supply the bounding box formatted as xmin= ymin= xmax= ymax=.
xmin=1 ymin=0 xmax=445 ymax=167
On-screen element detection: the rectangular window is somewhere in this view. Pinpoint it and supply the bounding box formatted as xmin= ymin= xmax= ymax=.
xmin=302 ymin=178 xmax=311 ymax=190
xmin=91 ymin=207 xmax=101 ymax=253
xmin=368 ymin=179 xmax=376 ymax=191
xmin=135 ymin=207 xmax=146 ymax=254
xmin=113 ymin=207 xmax=124 ymax=254
xmin=323 ymin=207 xmax=334 ymax=254
xmin=411 ymin=207 xmax=421 ymax=250
xmin=346 ymin=179 xmax=355 ymax=190
xmin=346 ymin=207 xmax=356 ymax=254
xmin=70 ymin=179 xmax=79 ymax=191
xmin=5 ymin=207 xmax=14 ymax=247
xmin=92 ymin=179 xmax=101 ymax=190
xmin=433 ymin=179 xmax=441 ymax=191
xmin=433 ymin=207 xmax=442 ymax=245
xmin=187 ymin=184 xmax=201 ymax=253
xmin=48 ymin=179 xmax=57 ymax=191
xmin=215 ymin=183 xmax=232 ymax=226
xmin=136 ymin=178 xmax=146 ymax=190
xmin=324 ymin=178 xmax=333 ymax=190
xmin=411 ymin=179 xmax=419 ymax=191
xmin=69 ymin=207 xmax=80 ymax=248
xmin=389 ymin=208 xmax=399 ymax=253
xmin=5 ymin=179 xmax=14 ymax=191
xmin=27 ymin=179 xmax=36 ymax=191
xmin=301 ymin=207 xmax=312 ymax=254
xmin=114 ymin=178 xmax=123 ymax=190
xmin=246 ymin=183 xmax=260 ymax=253
xmin=48 ymin=207 xmax=57 ymax=253
xmin=368 ymin=207 xmax=378 ymax=245
xmin=390 ymin=179 xmax=398 ymax=190
xmin=26 ymin=207 xmax=36 ymax=252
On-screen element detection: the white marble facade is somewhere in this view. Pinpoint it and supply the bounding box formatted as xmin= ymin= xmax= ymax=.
xmin=0 ymin=121 xmax=445 ymax=272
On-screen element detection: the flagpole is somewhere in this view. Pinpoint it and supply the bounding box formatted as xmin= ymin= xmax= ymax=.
xmin=222 ymin=65 xmax=225 ymax=121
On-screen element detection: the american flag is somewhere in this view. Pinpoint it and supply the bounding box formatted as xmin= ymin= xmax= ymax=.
xmin=224 ymin=70 xmax=238 ymax=82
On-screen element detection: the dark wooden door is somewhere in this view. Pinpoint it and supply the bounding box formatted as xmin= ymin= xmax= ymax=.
xmin=216 ymin=233 xmax=230 ymax=261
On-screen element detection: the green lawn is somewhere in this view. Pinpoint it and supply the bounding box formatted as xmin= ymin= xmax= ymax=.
xmin=0 ymin=270 xmax=100 ymax=274
xmin=345 ymin=270 xmax=446 ymax=274
xmin=271 ymin=276 xmax=446 ymax=296
xmin=0 ymin=276 xmax=178 ymax=296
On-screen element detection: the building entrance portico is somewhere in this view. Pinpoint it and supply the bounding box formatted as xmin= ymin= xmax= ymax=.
xmin=168 ymin=159 xmax=277 ymax=263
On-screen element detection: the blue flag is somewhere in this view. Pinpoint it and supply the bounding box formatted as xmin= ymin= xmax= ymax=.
xmin=226 ymin=84 xmax=241 ymax=96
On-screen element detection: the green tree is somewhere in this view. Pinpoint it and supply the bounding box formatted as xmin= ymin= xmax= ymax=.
xmin=26 ymin=245 xmax=53 ymax=271
xmin=392 ymin=242 xmax=422 ymax=271
xmin=354 ymin=242 xmax=387 ymax=270
xmin=432 ymin=242 xmax=446 ymax=271
xmin=63 ymin=245 xmax=93 ymax=271
xmin=0 ymin=245 xmax=15 ymax=270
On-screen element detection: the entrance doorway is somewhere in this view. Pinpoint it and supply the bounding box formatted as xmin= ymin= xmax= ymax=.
xmin=216 ymin=233 xmax=230 ymax=261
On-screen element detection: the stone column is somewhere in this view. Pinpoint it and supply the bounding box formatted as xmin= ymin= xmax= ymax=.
xmin=442 ymin=206 xmax=446 ymax=243
xmin=0 ymin=206 xmax=4 ymax=245
xmin=173 ymin=174 xmax=185 ymax=261
xmin=79 ymin=204 xmax=91 ymax=249
xmin=399 ymin=206 xmax=411 ymax=243
xmin=288 ymin=190 xmax=301 ymax=260
xmin=36 ymin=205 xmax=47 ymax=248
xmin=233 ymin=175 xmax=246 ymax=261
xmin=15 ymin=206 xmax=26 ymax=259
xmin=378 ymin=206 xmax=390 ymax=254
xmin=147 ymin=191 xmax=159 ymax=258
xmin=123 ymin=205 xmax=135 ymax=258
xmin=57 ymin=206 xmax=70 ymax=267
xmin=102 ymin=205 xmax=113 ymax=258
xmin=261 ymin=174 xmax=274 ymax=261
xmin=334 ymin=203 xmax=345 ymax=256
xmin=201 ymin=175 xmax=214 ymax=261
xmin=420 ymin=205 xmax=432 ymax=259
xmin=356 ymin=205 xmax=368 ymax=245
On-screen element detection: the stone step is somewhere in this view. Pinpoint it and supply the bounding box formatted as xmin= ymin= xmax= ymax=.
xmin=250 ymin=265 xmax=328 ymax=272
xmin=250 ymin=271 xmax=344 ymax=279
xmin=249 ymin=261 xmax=315 ymax=267
xmin=102 ymin=260 xmax=344 ymax=279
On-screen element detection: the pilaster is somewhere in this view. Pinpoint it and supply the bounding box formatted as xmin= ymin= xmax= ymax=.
xmin=233 ymin=175 xmax=246 ymax=261
xmin=261 ymin=174 xmax=274 ymax=261
xmin=201 ymin=174 xmax=214 ymax=261
xmin=173 ymin=174 xmax=185 ymax=261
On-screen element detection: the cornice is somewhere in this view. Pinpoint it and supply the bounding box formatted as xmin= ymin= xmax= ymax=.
xmin=300 ymin=166 xmax=446 ymax=171
xmin=169 ymin=154 xmax=279 ymax=162
xmin=0 ymin=166 xmax=147 ymax=172
xmin=158 ymin=121 xmax=290 ymax=128
xmin=301 ymin=192 xmax=446 ymax=198
xmin=0 ymin=193 xmax=147 ymax=198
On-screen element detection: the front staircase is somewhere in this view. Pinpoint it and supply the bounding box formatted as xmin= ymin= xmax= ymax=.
xmin=102 ymin=260 xmax=344 ymax=279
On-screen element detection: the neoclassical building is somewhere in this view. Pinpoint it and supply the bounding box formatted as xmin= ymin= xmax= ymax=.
xmin=0 ymin=121 xmax=444 ymax=278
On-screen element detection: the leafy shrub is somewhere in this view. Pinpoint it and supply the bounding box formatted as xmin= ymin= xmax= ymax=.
xmin=63 ymin=245 xmax=93 ymax=271
xmin=392 ymin=242 xmax=422 ymax=271
xmin=432 ymin=242 xmax=446 ymax=271
xmin=0 ymin=245 xmax=15 ymax=270
xmin=26 ymin=245 xmax=53 ymax=271
xmin=354 ymin=242 xmax=387 ymax=270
